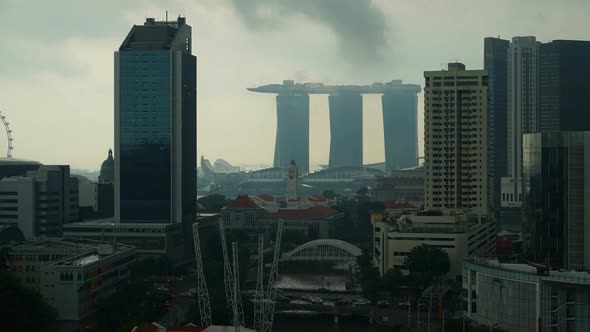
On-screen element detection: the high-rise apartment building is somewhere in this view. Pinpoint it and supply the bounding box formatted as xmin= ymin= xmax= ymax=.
xmin=539 ymin=40 xmax=590 ymax=131
xmin=424 ymin=63 xmax=489 ymax=218
xmin=483 ymin=37 xmax=509 ymax=213
xmin=522 ymin=131 xmax=590 ymax=270
xmin=114 ymin=17 xmax=196 ymax=224
xmin=502 ymin=36 xmax=539 ymax=208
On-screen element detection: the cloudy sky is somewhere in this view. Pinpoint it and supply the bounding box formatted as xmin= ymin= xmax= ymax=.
xmin=0 ymin=0 xmax=589 ymax=171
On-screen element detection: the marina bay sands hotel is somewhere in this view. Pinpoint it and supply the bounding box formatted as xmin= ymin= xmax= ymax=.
xmin=248 ymin=80 xmax=421 ymax=174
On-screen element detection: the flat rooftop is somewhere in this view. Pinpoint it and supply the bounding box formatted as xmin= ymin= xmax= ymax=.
xmin=10 ymin=238 xmax=135 ymax=267
xmin=248 ymin=80 xmax=421 ymax=94
xmin=64 ymin=218 xmax=182 ymax=229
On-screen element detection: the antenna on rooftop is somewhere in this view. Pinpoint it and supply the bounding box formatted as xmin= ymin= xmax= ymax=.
xmin=166 ymin=10 xmax=168 ymax=22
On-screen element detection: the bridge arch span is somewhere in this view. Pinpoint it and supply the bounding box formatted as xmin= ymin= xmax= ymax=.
xmin=281 ymin=239 xmax=362 ymax=262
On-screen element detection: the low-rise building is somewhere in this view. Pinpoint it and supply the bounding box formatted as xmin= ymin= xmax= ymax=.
xmin=372 ymin=211 xmax=496 ymax=279
xmin=463 ymin=258 xmax=590 ymax=331
xmin=0 ymin=165 xmax=79 ymax=239
xmin=371 ymin=165 xmax=424 ymax=202
xmin=222 ymin=195 xmax=343 ymax=239
xmin=6 ymin=238 xmax=135 ymax=323
xmin=63 ymin=219 xmax=184 ymax=261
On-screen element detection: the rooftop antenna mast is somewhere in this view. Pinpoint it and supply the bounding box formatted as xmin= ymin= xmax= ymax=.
xmin=192 ymin=223 xmax=212 ymax=326
xmin=253 ymin=234 xmax=265 ymax=332
xmin=261 ymin=220 xmax=284 ymax=332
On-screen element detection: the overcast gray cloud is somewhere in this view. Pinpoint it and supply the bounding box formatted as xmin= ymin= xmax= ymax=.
xmin=228 ymin=0 xmax=387 ymax=65
xmin=1 ymin=0 xmax=590 ymax=170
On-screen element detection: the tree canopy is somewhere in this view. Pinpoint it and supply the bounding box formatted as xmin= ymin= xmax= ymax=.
xmin=0 ymin=272 xmax=58 ymax=332
xmin=404 ymin=244 xmax=450 ymax=286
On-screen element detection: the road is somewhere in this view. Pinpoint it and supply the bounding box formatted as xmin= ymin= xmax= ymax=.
xmin=156 ymin=273 xmax=198 ymax=326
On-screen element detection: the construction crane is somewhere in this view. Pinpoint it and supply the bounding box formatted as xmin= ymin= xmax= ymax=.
xmin=261 ymin=220 xmax=284 ymax=332
xmin=231 ymin=242 xmax=245 ymax=330
xmin=253 ymin=234 xmax=265 ymax=332
xmin=219 ymin=220 xmax=236 ymax=312
xmin=192 ymin=223 xmax=212 ymax=326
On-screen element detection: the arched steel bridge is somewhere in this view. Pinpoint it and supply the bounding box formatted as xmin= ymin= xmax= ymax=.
xmin=280 ymin=239 xmax=362 ymax=262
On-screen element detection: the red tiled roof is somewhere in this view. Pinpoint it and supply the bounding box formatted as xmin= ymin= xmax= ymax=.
xmin=384 ymin=200 xmax=421 ymax=209
xmin=306 ymin=195 xmax=328 ymax=202
xmin=264 ymin=206 xmax=340 ymax=220
xmin=226 ymin=195 xmax=260 ymax=209
xmin=256 ymin=194 xmax=276 ymax=202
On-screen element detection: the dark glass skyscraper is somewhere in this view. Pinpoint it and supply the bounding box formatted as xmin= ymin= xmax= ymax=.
xmin=522 ymin=132 xmax=590 ymax=270
xmin=273 ymin=94 xmax=309 ymax=174
xmin=539 ymin=40 xmax=590 ymax=132
xmin=484 ymin=37 xmax=509 ymax=212
xmin=115 ymin=17 xmax=196 ymax=224
xmin=328 ymin=93 xmax=363 ymax=168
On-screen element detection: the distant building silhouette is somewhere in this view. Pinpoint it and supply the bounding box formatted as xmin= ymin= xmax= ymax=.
xmin=328 ymin=93 xmax=363 ymax=168
xmin=274 ymin=92 xmax=310 ymax=174
xmin=114 ymin=17 xmax=196 ymax=224
xmin=98 ymin=149 xmax=114 ymax=184
xmin=381 ymin=81 xmax=421 ymax=171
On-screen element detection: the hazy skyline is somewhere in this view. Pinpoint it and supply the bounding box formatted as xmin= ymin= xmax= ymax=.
xmin=0 ymin=0 xmax=589 ymax=170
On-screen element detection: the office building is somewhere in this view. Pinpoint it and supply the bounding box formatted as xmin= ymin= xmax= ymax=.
xmin=502 ymin=36 xmax=539 ymax=208
xmin=6 ymin=238 xmax=135 ymax=323
xmin=423 ymin=63 xmax=489 ymax=218
xmin=0 ymin=165 xmax=79 ymax=239
xmin=372 ymin=211 xmax=495 ymax=279
xmin=483 ymin=37 xmax=509 ymax=213
xmin=539 ymin=40 xmax=590 ymax=131
xmin=522 ymin=131 xmax=590 ymax=270
xmin=464 ymin=258 xmax=590 ymax=332
xmin=115 ymin=17 xmax=196 ymax=224
xmin=329 ymin=93 xmax=363 ymax=168
xmin=274 ymin=89 xmax=310 ymax=174
xmin=381 ymin=81 xmax=421 ymax=171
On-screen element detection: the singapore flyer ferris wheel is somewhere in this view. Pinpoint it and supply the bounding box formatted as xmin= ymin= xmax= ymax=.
xmin=0 ymin=106 xmax=14 ymax=158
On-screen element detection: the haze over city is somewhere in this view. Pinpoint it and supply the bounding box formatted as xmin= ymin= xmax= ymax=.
xmin=1 ymin=0 xmax=589 ymax=170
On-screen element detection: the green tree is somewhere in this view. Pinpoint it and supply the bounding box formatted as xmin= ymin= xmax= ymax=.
xmin=404 ymin=244 xmax=450 ymax=288
xmin=95 ymin=282 xmax=170 ymax=332
xmin=0 ymin=271 xmax=58 ymax=332
xmin=357 ymin=254 xmax=380 ymax=302
xmin=379 ymin=268 xmax=404 ymax=299
xmin=322 ymin=190 xmax=336 ymax=200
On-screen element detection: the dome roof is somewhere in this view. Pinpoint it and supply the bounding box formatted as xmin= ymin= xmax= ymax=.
xmin=99 ymin=149 xmax=114 ymax=183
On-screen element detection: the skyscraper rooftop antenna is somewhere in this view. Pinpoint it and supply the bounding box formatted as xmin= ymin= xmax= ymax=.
xmin=166 ymin=10 xmax=168 ymax=22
